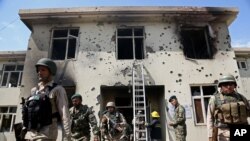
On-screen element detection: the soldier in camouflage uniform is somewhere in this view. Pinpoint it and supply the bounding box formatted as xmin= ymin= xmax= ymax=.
xmin=70 ymin=94 xmax=100 ymax=141
xmin=168 ymin=95 xmax=187 ymax=141
xmin=100 ymin=101 xmax=128 ymax=141
xmin=207 ymin=74 xmax=250 ymax=141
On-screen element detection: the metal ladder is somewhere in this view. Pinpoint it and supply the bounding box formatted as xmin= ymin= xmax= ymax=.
xmin=132 ymin=62 xmax=148 ymax=141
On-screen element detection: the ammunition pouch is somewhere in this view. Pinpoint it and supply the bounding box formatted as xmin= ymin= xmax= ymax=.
xmin=220 ymin=101 xmax=248 ymax=124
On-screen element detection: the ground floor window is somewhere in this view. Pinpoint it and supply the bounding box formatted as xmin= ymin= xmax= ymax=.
xmin=0 ymin=106 xmax=17 ymax=132
xmin=190 ymin=85 xmax=217 ymax=125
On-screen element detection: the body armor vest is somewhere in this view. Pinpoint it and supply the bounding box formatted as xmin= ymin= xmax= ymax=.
xmin=214 ymin=93 xmax=248 ymax=124
xmin=22 ymin=83 xmax=57 ymax=131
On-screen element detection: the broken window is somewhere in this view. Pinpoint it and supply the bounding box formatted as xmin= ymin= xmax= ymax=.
xmin=237 ymin=59 xmax=248 ymax=70
xmin=190 ymin=85 xmax=217 ymax=125
xmin=117 ymin=27 xmax=144 ymax=60
xmin=181 ymin=26 xmax=215 ymax=59
xmin=0 ymin=106 xmax=17 ymax=132
xmin=51 ymin=28 xmax=79 ymax=60
xmin=0 ymin=65 xmax=23 ymax=87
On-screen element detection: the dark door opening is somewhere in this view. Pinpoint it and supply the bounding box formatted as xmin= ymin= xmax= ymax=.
xmin=100 ymin=85 xmax=165 ymax=140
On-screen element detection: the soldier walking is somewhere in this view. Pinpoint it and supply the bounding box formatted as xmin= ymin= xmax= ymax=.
xmin=100 ymin=101 xmax=128 ymax=141
xmin=168 ymin=95 xmax=187 ymax=141
xmin=70 ymin=94 xmax=100 ymax=141
xmin=23 ymin=58 xmax=71 ymax=141
xmin=207 ymin=74 xmax=250 ymax=141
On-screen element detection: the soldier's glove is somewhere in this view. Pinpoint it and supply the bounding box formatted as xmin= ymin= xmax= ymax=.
xmin=144 ymin=122 xmax=148 ymax=126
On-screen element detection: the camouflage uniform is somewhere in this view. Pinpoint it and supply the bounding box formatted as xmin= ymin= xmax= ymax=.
xmin=172 ymin=104 xmax=187 ymax=141
xmin=101 ymin=111 xmax=128 ymax=141
xmin=207 ymin=92 xmax=250 ymax=141
xmin=70 ymin=104 xmax=99 ymax=141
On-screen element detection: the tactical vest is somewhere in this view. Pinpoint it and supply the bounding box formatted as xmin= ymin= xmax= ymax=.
xmin=22 ymin=83 xmax=57 ymax=131
xmin=214 ymin=93 xmax=248 ymax=124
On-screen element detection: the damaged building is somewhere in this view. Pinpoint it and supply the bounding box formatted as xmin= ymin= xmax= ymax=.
xmin=1 ymin=6 xmax=250 ymax=141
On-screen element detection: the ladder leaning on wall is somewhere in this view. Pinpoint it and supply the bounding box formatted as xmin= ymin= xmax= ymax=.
xmin=132 ymin=62 xmax=149 ymax=141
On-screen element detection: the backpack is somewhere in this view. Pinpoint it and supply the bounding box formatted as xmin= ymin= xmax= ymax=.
xmin=22 ymin=83 xmax=57 ymax=131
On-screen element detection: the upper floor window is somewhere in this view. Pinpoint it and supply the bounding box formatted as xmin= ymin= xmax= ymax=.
xmin=190 ymin=84 xmax=217 ymax=125
xmin=0 ymin=65 xmax=23 ymax=87
xmin=237 ymin=60 xmax=248 ymax=70
xmin=181 ymin=26 xmax=215 ymax=59
xmin=0 ymin=106 xmax=17 ymax=132
xmin=51 ymin=28 xmax=79 ymax=60
xmin=117 ymin=27 xmax=145 ymax=60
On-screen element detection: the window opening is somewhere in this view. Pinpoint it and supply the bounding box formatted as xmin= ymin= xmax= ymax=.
xmin=0 ymin=64 xmax=23 ymax=87
xmin=237 ymin=60 xmax=248 ymax=70
xmin=51 ymin=28 xmax=79 ymax=60
xmin=191 ymin=85 xmax=217 ymax=125
xmin=181 ymin=26 xmax=215 ymax=59
xmin=0 ymin=106 xmax=17 ymax=132
xmin=117 ymin=27 xmax=144 ymax=60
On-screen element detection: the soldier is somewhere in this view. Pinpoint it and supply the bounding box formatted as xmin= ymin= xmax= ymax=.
xmin=69 ymin=93 xmax=100 ymax=141
xmin=207 ymin=74 xmax=250 ymax=141
xmin=23 ymin=58 xmax=71 ymax=140
xmin=168 ymin=95 xmax=187 ymax=141
xmin=145 ymin=111 xmax=162 ymax=141
xmin=100 ymin=101 xmax=128 ymax=141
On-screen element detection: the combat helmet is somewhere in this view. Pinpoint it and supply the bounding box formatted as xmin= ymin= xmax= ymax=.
xmin=106 ymin=101 xmax=115 ymax=109
xmin=218 ymin=74 xmax=237 ymax=87
xmin=151 ymin=111 xmax=160 ymax=118
xmin=35 ymin=58 xmax=57 ymax=76
xmin=71 ymin=93 xmax=82 ymax=100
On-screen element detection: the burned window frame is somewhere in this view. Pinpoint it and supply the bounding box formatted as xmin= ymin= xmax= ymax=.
xmin=190 ymin=84 xmax=217 ymax=125
xmin=50 ymin=28 xmax=79 ymax=60
xmin=0 ymin=64 xmax=23 ymax=88
xmin=180 ymin=25 xmax=216 ymax=59
xmin=116 ymin=26 xmax=145 ymax=60
xmin=0 ymin=106 xmax=17 ymax=132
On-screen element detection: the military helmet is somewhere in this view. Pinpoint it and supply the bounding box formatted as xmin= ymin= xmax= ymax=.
xmin=151 ymin=111 xmax=160 ymax=118
xmin=35 ymin=58 xmax=57 ymax=76
xmin=106 ymin=101 xmax=115 ymax=109
xmin=71 ymin=93 xmax=82 ymax=100
xmin=218 ymin=74 xmax=237 ymax=87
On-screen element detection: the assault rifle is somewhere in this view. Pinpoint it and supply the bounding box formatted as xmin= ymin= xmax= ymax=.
xmin=103 ymin=115 xmax=123 ymax=136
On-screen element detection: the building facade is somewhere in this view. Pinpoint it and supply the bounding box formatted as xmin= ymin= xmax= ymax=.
xmin=235 ymin=48 xmax=250 ymax=96
xmin=1 ymin=6 xmax=249 ymax=141
xmin=0 ymin=51 xmax=25 ymax=141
